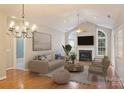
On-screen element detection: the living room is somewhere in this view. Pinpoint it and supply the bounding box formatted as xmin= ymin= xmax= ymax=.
xmin=0 ymin=1 xmax=124 ymax=91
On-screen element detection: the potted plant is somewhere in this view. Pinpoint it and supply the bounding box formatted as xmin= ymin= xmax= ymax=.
xmin=70 ymin=52 xmax=77 ymax=64
xmin=62 ymin=44 xmax=72 ymax=62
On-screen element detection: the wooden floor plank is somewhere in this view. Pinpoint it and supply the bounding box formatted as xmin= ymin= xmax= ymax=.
xmin=0 ymin=62 xmax=123 ymax=89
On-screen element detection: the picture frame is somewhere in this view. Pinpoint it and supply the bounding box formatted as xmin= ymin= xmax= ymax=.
xmin=33 ymin=31 xmax=51 ymax=51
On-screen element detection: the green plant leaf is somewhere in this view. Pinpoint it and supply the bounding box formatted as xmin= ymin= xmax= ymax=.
xmin=62 ymin=44 xmax=72 ymax=56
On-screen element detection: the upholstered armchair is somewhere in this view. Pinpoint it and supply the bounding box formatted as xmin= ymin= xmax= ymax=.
xmin=88 ymin=56 xmax=110 ymax=81
xmin=91 ymin=58 xmax=103 ymax=67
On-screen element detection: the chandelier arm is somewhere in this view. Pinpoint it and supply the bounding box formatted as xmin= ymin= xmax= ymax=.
xmin=23 ymin=32 xmax=32 ymax=38
xmin=8 ymin=4 xmax=37 ymax=39
xmin=26 ymin=35 xmax=32 ymax=38
xmin=26 ymin=32 xmax=32 ymax=38
xmin=22 ymin=4 xmax=25 ymax=18
xmin=12 ymin=31 xmax=22 ymax=38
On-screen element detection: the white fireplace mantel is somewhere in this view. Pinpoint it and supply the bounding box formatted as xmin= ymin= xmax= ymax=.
xmin=76 ymin=46 xmax=95 ymax=61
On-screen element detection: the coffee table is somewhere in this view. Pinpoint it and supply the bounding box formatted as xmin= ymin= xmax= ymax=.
xmin=64 ymin=63 xmax=84 ymax=72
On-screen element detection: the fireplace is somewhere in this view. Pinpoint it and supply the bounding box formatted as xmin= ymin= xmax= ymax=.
xmin=79 ymin=50 xmax=92 ymax=61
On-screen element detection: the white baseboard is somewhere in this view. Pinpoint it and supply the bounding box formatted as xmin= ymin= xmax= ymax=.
xmin=16 ymin=68 xmax=25 ymax=70
xmin=6 ymin=67 xmax=14 ymax=70
xmin=24 ymin=69 xmax=29 ymax=71
xmin=16 ymin=68 xmax=29 ymax=71
xmin=0 ymin=76 xmax=6 ymax=80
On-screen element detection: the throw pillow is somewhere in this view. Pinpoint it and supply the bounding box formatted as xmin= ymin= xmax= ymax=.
xmin=34 ymin=56 xmax=38 ymax=60
xmin=38 ymin=55 xmax=42 ymax=60
xmin=55 ymin=54 xmax=63 ymax=60
xmin=46 ymin=54 xmax=52 ymax=61
xmin=37 ymin=55 xmax=48 ymax=62
xmin=41 ymin=56 xmax=46 ymax=60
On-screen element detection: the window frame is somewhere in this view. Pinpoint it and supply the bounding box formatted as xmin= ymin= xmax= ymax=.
xmin=96 ymin=29 xmax=107 ymax=56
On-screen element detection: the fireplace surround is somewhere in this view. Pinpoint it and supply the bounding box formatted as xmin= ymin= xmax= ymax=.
xmin=79 ymin=50 xmax=92 ymax=61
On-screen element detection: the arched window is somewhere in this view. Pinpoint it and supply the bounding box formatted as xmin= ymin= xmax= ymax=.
xmin=97 ymin=30 xmax=107 ymax=56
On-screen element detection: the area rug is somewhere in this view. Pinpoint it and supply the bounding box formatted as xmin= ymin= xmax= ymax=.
xmin=40 ymin=65 xmax=105 ymax=85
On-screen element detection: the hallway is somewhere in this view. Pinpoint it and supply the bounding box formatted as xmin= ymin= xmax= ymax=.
xmin=16 ymin=58 xmax=24 ymax=70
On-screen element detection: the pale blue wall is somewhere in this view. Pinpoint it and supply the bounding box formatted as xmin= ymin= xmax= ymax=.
xmin=16 ymin=38 xmax=24 ymax=58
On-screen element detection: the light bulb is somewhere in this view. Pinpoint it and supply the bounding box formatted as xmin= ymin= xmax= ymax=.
xmin=76 ymin=28 xmax=81 ymax=33
xmin=9 ymin=21 xmax=15 ymax=28
xmin=31 ymin=24 xmax=37 ymax=31
xmin=25 ymin=21 xmax=29 ymax=26
xmin=15 ymin=26 xmax=20 ymax=33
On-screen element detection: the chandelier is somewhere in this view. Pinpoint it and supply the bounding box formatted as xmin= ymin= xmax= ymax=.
xmin=8 ymin=4 xmax=37 ymax=38
xmin=76 ymin=14 xmax=82 ymax=33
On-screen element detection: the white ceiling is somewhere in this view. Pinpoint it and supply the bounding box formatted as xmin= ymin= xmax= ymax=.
xmin=0 ymin=4 xmax=124 ymax=32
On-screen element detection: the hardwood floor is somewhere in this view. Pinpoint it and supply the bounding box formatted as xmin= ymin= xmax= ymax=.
xmin=0 ymin=62 xmax=123 ymax=89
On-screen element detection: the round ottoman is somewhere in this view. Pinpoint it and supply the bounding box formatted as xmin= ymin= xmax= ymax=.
xmin=52 ymin=69 xmax=70 ymax=84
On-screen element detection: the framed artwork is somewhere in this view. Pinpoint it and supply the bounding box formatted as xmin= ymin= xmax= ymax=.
xmin=33 ymin=31 xmax=51 ymax=51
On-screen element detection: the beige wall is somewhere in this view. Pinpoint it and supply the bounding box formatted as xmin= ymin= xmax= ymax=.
xmin=0 ymin=13 xmax=7 ymax=79
xmin=65 ymin=22 xmax=112 ymax=60
xmin=113 ymin=12 xmax=124 ymax=85
xmin=5 ymin=33 xmax=14 ymax=69
xmin=24 ymin=25 xmax=65 ymax=69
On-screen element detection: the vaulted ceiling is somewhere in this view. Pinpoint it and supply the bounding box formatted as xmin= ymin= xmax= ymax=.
xmin=0 ymin=4 xmax=124 ymax=32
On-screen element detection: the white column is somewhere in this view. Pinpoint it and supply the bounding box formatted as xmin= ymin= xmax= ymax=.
xmin=111 ymin=31 xmax=115 ymax=74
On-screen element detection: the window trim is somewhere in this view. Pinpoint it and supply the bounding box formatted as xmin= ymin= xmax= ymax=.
xmin=96 ymin=29 xmax=107 ymax=56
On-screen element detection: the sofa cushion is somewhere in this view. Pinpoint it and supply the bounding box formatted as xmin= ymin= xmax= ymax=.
xmin=29 ymin=60 xmax=49 ymax=73
xmin=54 ymin=59 xmax=64 ymax=63
xmin=88 ymin=65 xmax=105 ymax=75
xmin=48 ymin=60 xmax=64 ymax=70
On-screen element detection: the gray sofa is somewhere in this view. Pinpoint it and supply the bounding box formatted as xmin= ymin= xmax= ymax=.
xmin=29 ymin=54 xmax=64 ymax=74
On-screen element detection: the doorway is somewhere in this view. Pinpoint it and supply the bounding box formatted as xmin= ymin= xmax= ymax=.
xmin=16 ymin=38 xmax=24 ymax=70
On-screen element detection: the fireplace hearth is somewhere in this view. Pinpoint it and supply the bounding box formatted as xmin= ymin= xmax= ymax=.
xmin=79 ymin=50 xmax=92 ymax=61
